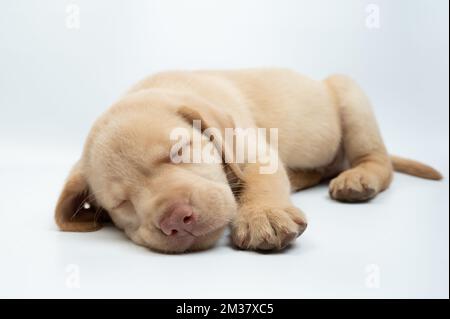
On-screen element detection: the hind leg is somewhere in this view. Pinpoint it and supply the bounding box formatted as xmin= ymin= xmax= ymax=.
xmin=287 ymin=168 xmax=323 ymax=192
xmin=325 ymin=75 xmax=393 ymax=202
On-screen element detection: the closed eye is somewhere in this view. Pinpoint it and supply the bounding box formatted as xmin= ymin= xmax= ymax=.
xmin=113 ymin=200 xmax=129 ymax=210
xmin=169 ymin=140 xmax=192 ymax=163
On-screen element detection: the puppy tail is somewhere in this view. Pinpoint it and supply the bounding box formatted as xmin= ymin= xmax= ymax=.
xmin=391 ymin=155 xmax=443 ymax=180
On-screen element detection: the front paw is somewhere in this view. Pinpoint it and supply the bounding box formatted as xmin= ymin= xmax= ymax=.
xmin=231 ymin=205 xmax=307 ymax=251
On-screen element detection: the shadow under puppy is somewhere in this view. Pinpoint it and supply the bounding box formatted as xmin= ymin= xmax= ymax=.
xmin=55 ymin=69 xmax=442 ymax=253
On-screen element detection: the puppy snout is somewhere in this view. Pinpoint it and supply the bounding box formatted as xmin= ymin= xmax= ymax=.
xmin=159 ymin=204 xmax=196 ymax=236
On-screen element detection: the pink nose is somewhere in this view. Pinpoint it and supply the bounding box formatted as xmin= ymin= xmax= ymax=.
xmin=159 ymin=204 xmax=196 ymax=236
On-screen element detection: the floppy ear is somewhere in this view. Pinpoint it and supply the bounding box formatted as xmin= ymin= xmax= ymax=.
xmin=178 ymin=103 xmax=233 ymax=137
xmin=55 ymin=162 xmax=105 ymax=232
xmin=177 ymin=103 xmax=246 ymax=182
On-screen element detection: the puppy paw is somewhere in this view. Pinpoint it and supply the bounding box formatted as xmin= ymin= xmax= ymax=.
xmin=231 ymin=205 xmax=307 ymax=251
xmin=329 ymin=169 xmax=379 ymax=202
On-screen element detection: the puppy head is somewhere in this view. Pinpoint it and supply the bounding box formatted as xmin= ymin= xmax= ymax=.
xmin=55 ymin=91 xmax=242 ymax=253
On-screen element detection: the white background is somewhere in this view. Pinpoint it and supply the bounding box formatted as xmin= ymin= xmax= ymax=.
xmin=0 ymin=0 xmax=448 ymax=298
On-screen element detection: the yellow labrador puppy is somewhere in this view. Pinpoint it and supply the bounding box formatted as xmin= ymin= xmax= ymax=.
xmin=55 ymin=69 xmax=442 ymax=253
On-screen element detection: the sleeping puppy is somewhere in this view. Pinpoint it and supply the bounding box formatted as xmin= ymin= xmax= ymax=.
xmin=55 ymin=69 xmax=442 ymax=253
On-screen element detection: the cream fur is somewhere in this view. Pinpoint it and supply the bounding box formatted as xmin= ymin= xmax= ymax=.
xmin=55 ymin=68 xmax=442 ymax=253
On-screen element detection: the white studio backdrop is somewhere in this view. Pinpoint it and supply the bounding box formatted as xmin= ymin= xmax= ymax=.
xmin=0 ymin=0 xmax=448 ymax=298
xmin=0 ymin=0 xmax=448 ymax=153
